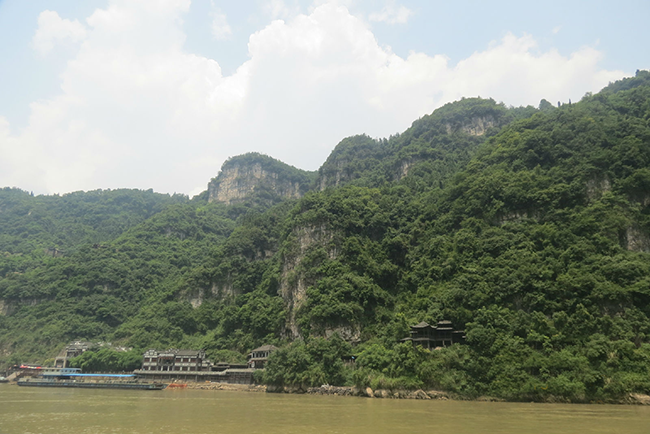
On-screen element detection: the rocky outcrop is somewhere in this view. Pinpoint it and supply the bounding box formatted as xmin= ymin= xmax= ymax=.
xmin=207 ymin=153 xmax=315 ymax=205
xmin=318 ymin=160 xmax=350 ymax=191
xmin=277 ymin=224 xmax=359 ymax=341
xmin=625 ymin=226 xmax=650 ymax=253
xmin=398 ymin=159 xmax=413 ymax=179
xmin=324 ymin=325 xmax=361 ymax=343
xmin=279 ymin=224 xmax=339 ymax=338
xmin=185 ymin=290 xmax=205 ymax=309
xmin=183 ymin=282 xmax=238 ymax=308
xmin=208 ymin=163 xmax=301 ymax=205
xmin=628 ymin=393 xmax=650 ymax=405
xmin=445 ymin=115 xmax=497 ymax=136
xmin=494 ymin=209 xmax=540 ymax=226
xmin=586 ymin=176 xmax=612 ymax=201
xmin=185 ymin=382 xmax=267 ymax=393
xmin=0 ymin=298 xmax=49 ymax=316
xmin=303 ymin=385 xmax=452 ymax=400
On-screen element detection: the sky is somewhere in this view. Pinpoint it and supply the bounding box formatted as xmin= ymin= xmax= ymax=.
xmin=0 ymin=0 xmax=648 ymax=197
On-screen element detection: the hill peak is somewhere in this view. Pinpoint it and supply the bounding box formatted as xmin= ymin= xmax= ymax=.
xmin=207 ymin=153 xmax=316 ymax=205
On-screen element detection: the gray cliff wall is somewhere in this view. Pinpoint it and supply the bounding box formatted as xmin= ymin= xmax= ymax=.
xmin=208 ymin=162 xmax=303 ymax=205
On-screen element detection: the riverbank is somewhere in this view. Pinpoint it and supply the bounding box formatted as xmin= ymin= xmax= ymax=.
xmin=303 ymin=385 xmax=650 ymax=405
xmin=307 ymin=385 xmax=456 ymax=400
xmin=182 ymin=381 xmax=451 ymax=399
xmin=182 ymin=381 xmax=458 ymax=399
xmin=182 ymin=381 xmax=650 ymax=405
xmin=183 ymin=382 xmax=267 ymax=393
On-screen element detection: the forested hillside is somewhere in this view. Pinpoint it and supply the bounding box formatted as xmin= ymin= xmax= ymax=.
xmin=1 ymin=71 xmax=649 ymax=403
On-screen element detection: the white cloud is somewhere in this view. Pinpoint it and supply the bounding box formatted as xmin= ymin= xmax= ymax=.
xmin=210 ymin=2 xmax=232 ymax=40
xmin=369 ymin=2 xmax=413 ymax=25
xmin=441 ymin=33 xmax=622 ymax=107
xmin=263 ymin=0 xmax=293 ymax=20
xmin=32 ymin=10 xmax=87 ymax=55
xmin=1 ymin=0 xmax=627 ymax=196
xmin=552 ymin=25 xmax=561 ymax=35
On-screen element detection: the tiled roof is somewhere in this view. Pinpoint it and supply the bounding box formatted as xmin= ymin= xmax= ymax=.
xmin=250 ymin=345 xmax=278 ymax=353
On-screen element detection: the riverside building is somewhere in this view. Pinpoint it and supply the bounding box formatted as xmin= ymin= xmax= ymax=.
xmin=141 ymin=349 xmax=212 ymax=372
xmin=402 ymin=320 xmax=466 ymax=349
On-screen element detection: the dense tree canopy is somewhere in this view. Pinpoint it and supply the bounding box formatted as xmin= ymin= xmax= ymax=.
xmin=1 ymin=71 xmax=650 ymax=402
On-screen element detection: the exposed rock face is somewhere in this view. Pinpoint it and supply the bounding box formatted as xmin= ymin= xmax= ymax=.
xmin=211 ymin=282 xmax=238 ymax=299
xmin=625 ymin=226 xmax=650 ymax=253
xmin=398 ymin=160 xmax=412 ymax=179
xmin=586 ymin=176 xmax=612 ymax=201
xmin=0 ymin=298 xmax=47 ymax=316
xmin=206 ymin=153 xmax=315 ymax=205
xmin=494 ymin=209 xmax=541 ymax=226
xmin=208 ymin=163 xmax=303 ymax=205
xmin=303 ymin=385 xmax=452 ymax=400
xmin=318 ymin=160 xmax=349 ymax=191
xmin=186 ymin=292 xmax=204 ymax=309
xmin=183 ymin=282 xmax=238 ymax=308
xmin=445 ymin=115 xmax=497 ymax=136
xmin=279 ymin=224 xmax=338 ymax=338
xmin=324 ymin=325 xmax=361 ymax=343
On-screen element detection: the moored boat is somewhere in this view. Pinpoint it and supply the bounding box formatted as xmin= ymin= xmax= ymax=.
xmin=17 ymin=367 xmax=167 ymax=390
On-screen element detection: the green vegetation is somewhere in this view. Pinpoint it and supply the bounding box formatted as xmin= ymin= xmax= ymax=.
xmin=262 ymin=336 xmax=352 ymax=388
xmin=2 ymin=71 xmax=650 ymax=403
xmin=68 ymin=347 xmax=143 ymax=372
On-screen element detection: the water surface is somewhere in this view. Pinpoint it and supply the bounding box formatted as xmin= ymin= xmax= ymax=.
xmin=1 ymin=384 xmax=648 ymax=434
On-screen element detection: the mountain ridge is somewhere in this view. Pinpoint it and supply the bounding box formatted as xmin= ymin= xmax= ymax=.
xmin=1 ymin=70 xmax=650 ymax=402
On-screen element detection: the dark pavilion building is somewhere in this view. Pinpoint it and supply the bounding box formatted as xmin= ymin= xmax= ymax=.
xmin=402 ymin=320 xmax=466 ymax=349
xmin=247 ymin=345 xmax=278 ymax=369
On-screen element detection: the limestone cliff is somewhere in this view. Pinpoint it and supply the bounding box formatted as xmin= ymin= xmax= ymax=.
xmin=625 ymin=226 xmax=650 ymax=253
xmin=316 ymin=99 xmax=511 ymax=189
xmin=444 ymin=115 xmax=498 ymax=136
xmin=183 ymin=282 xmax=238 ymax=308
xmin=207 ymin=153 xmax=316 ymax=205
xmin=0 ymin=297 xmax=48 ymax=316
xmin=279 ymin=223 xmax=339 ymax=338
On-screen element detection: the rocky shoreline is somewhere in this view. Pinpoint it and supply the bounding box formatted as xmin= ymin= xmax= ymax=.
xmin=304 ymin=385 xmax=452 ymax=400
xmin=183 ymin=382 xmax=267 ymax=393
xmin=184 ymin=382 xmax=455 ymax=399
xmin=181 ymin=381 xmax=650 ymax=405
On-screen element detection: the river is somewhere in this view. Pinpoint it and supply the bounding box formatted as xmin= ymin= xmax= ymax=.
xmin=1 ymin=384 xmax=649 ymax=434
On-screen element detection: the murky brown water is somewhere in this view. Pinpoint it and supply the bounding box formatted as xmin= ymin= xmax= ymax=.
xmin=1 ymin=384 xmax=649 ymax=434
